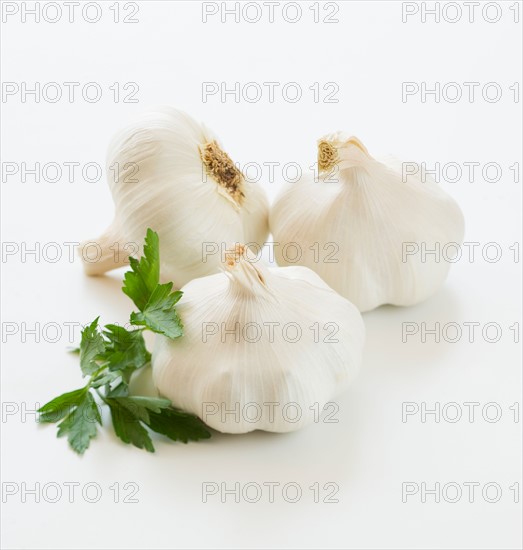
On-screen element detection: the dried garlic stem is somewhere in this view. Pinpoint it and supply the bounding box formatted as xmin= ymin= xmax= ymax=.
xmin=318 ymin=140 xmax=339 ymax=174
xmin=224 ymin=244 xmax=267 ymax=287
xmin=200 ymin=141 xmax=245 ymax=206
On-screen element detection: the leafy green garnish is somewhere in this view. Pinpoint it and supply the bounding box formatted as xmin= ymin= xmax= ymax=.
xmin=123 ymin=229 xmax=160 ymax=310
xmin=56 ymin=392 xmax=101 ymax=454
xmin=99 ymin=324 xmax=151 ymax=381
xmin=39 ymin=229 xmax=211 ymax=454
xmin=107 ymin=398 xmax=156 ymax=453
xmin=147 ymin=407 xmax=212 ymax=443
xmin=79 ymin=317 xmax=105 ymax=376
xmin=123 ymin=228 xmax=184 ymax=338
xmin=39 ymin=387 xmax=89 ymax=424
xmin=130 ymin=284 xmax=183 ymax=338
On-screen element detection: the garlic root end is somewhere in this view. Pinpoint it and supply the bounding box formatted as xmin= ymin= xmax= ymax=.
xmin=79 ymin=226 xmax=130 ymax=276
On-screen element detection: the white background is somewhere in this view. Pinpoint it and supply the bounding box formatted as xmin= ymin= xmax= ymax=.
xmin=1 ymin=1 xmax=522 ymax=549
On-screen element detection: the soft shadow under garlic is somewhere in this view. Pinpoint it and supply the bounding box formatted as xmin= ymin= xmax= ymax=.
xmin=362 ymin=285 xmax=464 ymax=371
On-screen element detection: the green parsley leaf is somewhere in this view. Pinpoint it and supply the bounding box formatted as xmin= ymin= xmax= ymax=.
xmin=122 ymin=229 xmax=183 ymax=339
xmin=110 ymin=396 xmax=171 ymax=424
xmin=100 ymin=324 xmax=151 ymax=373
xmin=106 ymin=398 xmax=155 ymax=453
xmin=40 ymin=229 xmax=211 ymax=455
xmin=57 ymin=392 xmax=101 ymax=454
xmin=79 ymin=317 xmax=105 ymax=377
xmin=130 ymin=283 xmax=183 ymax=338
xmin=146 ymin=407 xmax=211 ymax=443
xmin=38 ymin=387 xmax=88 ymax=423
xmin=122 ymin=228 xmax=160 ymax=310
xmin=90 ymin=370 xmax=120 ymax=389
xmin=105 ymin=381 xmax=129 ymax=398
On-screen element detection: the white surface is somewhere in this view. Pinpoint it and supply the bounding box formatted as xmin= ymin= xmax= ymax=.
xmin=1 ymin=1 xmax=522 ymax=549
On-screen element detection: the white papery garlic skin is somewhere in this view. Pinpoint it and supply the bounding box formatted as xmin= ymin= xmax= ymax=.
xmin=152 ymin=245 xmax=365 ymax=434
xmin=81 ymin=107 xmax=269 ymax=288
xmin=270 ymin=133 xmax=465 ymax=312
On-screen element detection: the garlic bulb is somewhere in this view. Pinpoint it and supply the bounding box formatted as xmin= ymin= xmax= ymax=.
xmin=270 ymin=133 xmax=465 ymax=312
xmin=81 ymin=107 xmax=269 ymax=288
xmin=152 ymin=245 xmax=365 ymax=434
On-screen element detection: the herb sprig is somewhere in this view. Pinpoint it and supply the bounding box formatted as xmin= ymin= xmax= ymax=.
xmin=38 ymin=229 xmax=211 ymax=454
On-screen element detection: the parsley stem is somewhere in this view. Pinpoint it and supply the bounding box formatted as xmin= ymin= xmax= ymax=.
xmin=94 ymin=388 xmax=109 ymax=405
